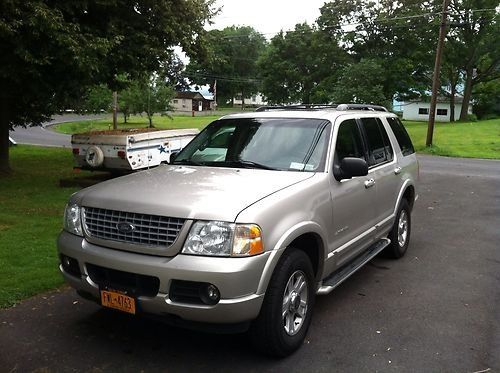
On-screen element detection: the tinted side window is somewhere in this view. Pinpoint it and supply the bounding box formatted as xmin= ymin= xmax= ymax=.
xmin=360 ymin=117 xmax=393 ymax=166
xmin=386 ymin=117 xmax=415 ymax=156
xmin=335 ymin=119 xmax=365 ymax=163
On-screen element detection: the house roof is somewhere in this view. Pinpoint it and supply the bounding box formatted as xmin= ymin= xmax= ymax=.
xmin=175 ymin=91 xmax=212 ymax=101
xmin=409 ymin=95 xmax=465 ymax=104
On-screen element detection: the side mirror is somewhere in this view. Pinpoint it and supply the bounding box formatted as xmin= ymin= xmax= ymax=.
xmin=334 ymin=157 xmax=368 ymax=181
xmin=169 ymin=151 xmax=179 ymax=164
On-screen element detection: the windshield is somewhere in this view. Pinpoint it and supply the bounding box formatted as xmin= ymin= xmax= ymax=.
xmin=173 ymin=118 xmax=331 ymax=172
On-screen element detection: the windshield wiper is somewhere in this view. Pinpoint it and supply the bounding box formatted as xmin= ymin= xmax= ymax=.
xmin=172 ymin=159 xmax=204 ymax=166
xmin=230 ymin=160 xmax=278 ymax=170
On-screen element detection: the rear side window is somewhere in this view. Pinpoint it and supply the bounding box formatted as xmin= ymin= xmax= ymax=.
xmin=359 ymin=117 xmax=393 ymax=167
xmin=386 ymin=117 xmax=415 ymax=156
xmin=334 ymin=119 xmax=366 ymax=163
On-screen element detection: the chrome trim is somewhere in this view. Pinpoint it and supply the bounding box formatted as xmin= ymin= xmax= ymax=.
xmin=328 ymin=214 xmax=395 ymax=259
xmin=83 ymin=207 xmax=185 ymax=248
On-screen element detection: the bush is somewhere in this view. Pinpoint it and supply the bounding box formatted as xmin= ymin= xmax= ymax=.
xmin=482 ymin=113 xmax=499 ymax=120
xmin=466 ymin=113 xmax=478 ymax=122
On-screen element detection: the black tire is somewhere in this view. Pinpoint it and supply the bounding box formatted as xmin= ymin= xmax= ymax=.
xmin=384 ymin=199 xmax=411 ymax=259
xmin=249 ymin=249 xmax=315 ymax=357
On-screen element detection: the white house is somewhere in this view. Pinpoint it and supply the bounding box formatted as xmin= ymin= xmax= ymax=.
xmin=402 ymin=97 xmax=472 ymax=122
xmin=233 ymin=93 xmax=267 ymax=107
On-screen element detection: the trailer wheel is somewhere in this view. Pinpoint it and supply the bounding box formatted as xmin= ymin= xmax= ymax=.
xmin=85 ymin=146 xmax=104 ymax=168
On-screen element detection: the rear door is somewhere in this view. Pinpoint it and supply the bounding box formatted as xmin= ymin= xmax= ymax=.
xmin=357 ymin=117 xmax=400 ymax=230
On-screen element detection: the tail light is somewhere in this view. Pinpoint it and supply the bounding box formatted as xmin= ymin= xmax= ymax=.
xmin=118 ymin=150 xmax=126 ymax=159
xmin=72 ymin=148 xmax=79 ymax=155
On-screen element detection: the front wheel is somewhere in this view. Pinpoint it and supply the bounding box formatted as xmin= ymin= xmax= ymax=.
xmin=249 ymin=249 xmax=315 ymax=357
xmin=384 ymin=199 xmax=412 ymax=259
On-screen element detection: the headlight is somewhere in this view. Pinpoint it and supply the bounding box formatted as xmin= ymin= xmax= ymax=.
xmin=63 ymin=204 xmax=83 ymax=236
xmin=182 ymin=221 xmax=263 ymax=257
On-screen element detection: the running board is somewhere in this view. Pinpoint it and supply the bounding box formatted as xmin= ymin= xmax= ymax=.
xmin=316 ymin=238 xmax=391 ymax=295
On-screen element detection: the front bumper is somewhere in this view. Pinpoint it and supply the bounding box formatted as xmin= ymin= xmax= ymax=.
xmin=57 ymin=231 xmax=268 ymax=324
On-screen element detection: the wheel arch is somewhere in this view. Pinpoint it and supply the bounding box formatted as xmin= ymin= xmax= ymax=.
xmin=256 ymin=222 xmax=327 ymax=295
xmin=394 ymin=180 xmax=416 ymax=215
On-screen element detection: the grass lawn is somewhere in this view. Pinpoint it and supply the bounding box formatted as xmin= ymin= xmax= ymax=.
xmin=403 ymin=118 xmax=500 ymax=159
xmin=0 ymin=146 xmax=95 ymax=308
xmin=53 ymin=110 xmax=248 ymax=134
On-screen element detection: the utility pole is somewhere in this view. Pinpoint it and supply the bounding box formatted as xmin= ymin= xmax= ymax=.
xmin=426 ymin=0 xmax=451 ymax=147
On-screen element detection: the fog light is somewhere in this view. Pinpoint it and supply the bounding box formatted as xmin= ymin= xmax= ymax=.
xmin=200 ymin=284 xmax=220 ymax=305
xmin=207 ymin=284 xmax=219 ymax=300
xmin=60 ymin=254 xmax=81 ymax=277
xmin=63 ymin=256 xmax=71 ymax=268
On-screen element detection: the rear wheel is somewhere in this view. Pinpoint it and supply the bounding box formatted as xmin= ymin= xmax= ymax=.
xmin=249 ymin=249 xmax=315 ymax=357
xmin=384 ymin=199 xmax=411 ymax=259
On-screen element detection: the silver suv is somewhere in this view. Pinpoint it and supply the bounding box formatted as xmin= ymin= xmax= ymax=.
xmin=58 ymin=104 xmax=418 ymax=356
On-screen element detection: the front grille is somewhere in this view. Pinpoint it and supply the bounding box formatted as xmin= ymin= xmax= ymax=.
xmin=83 ymin=207 xmax=185 ymax=247
xmin=87 ymin=263 xmax=160 ymax=297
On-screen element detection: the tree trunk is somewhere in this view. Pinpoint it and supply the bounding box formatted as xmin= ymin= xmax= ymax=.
xmin=123 ymin=111 xmax=128 ymax=123
xmin=241 ymin=95 xmax=245 ymax=111
xmin=0 ymin=96 xmax=11 ymax=175
xmin=460 ymin=66 xmax=474 ymax=121
xmin=148 ymin=113 xmax=153 ymax=128
xmin=112 ymin=91 xmax=118 ymax=129
xmin=450 ymin=83 xmax=456 ymax=122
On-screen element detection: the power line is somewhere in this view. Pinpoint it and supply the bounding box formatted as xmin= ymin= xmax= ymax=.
xmin=215 ymin=8 xmax=498 ymax=40
xmin=183 ymin=72 xmax=261 ymax=84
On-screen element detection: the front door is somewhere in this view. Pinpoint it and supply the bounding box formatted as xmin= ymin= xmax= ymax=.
xmin=329 ymin=118 xmax=377 ymax=267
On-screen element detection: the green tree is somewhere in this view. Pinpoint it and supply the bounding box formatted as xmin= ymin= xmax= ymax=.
xmin=472 ymin=78 xmax=500 ymax=118
xmin=0 ymin=0 xmax=215 ymax=174
xmin=441 ymin=40 xmax=465 ymax=122
xmin=446 ymin=0 xmax=499 ymax=120
xmin=186 ymin=26 xmax=267 ymax=107
xmin=125 ymin=76 xmax=174 ymax=128
xmin=82 ymin=84 xmax=113 ymax=114
xmin=317 ymin=0 xmax=438 ymax=102
xmin=258 ymin=23 xmax=349 ymax=104
xmin=330 ymin=59 xmax=389 ymax=106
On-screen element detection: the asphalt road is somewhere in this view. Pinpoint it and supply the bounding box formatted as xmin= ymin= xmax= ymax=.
xmin=8 ymin=115 xmax=103 ymax=148
xmin=1 ymin=155 xmax=499 ymax=372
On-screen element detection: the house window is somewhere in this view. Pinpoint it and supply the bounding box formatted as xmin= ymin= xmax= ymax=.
xmin=173 ymin=99 xmax=178 ymax=104
xmin=418 ymin=108 xmax=429 ymax=115
xmin=252 ymin=96 xmax=257 ymax=102
xmin=437 ymin=109 xmax=448 ymax=116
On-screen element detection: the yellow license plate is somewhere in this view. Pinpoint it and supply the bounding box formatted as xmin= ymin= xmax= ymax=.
xmin=100 ymin=290 xmax=136 ymax=315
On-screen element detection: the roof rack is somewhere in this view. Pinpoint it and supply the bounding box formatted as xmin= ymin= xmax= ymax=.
xmin=336 ymin=104 xmax=388 ymax=112
xmin=255 ymin=103 xmax=388 ymax=112
xmin=255 ymin=104 xmax=338 ymax=112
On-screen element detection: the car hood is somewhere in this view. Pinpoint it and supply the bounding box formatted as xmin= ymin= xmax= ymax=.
xmin=76 ymin=165 xmax=315 ymax=222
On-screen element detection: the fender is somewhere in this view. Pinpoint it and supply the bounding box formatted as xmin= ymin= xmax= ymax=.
xmin=393 ymin=179 xmax=416 ymax=216
xmin=256 ymin=221 xmax=327 ymax=295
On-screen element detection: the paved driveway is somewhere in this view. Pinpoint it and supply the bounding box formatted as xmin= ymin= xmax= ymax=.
xmin=8 ymin=115 xmax=103 ymax=148
xmin=1 ymin=155 xmax=499 ymax=372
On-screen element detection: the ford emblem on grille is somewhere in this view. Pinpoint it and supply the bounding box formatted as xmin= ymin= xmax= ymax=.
xmin=117 ymin=222 xmax=135 ymax=233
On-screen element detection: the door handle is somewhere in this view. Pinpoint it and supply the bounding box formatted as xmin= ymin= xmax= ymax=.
xmin=394 ymin=167 xmax=402 ymax=175
xmin=364 ymin=178 xmax=375 ymax=188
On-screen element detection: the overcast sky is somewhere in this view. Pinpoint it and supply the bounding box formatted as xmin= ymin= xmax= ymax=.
xmin=208 ymin=0 xmax=328 ymax=36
